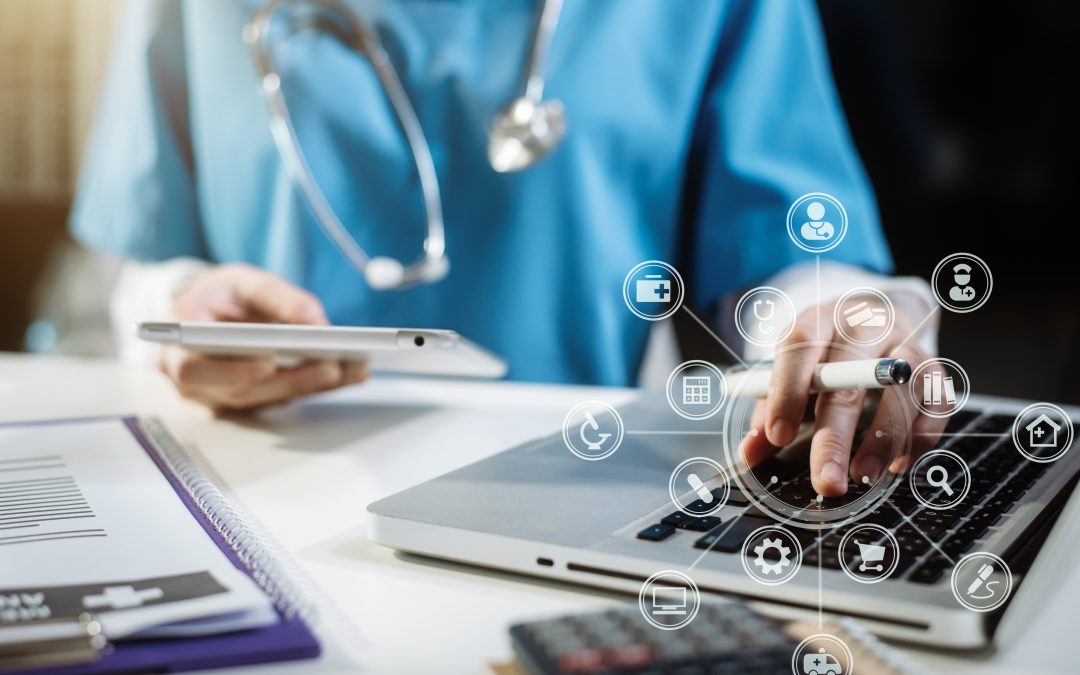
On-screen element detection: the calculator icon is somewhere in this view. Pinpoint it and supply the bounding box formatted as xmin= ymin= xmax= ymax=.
xmin=682 ymin=376 xmax=711 ymax=405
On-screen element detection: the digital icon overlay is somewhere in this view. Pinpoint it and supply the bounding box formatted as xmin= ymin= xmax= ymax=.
xmin=833 ymin=287 xmax=895 ymax=346
xmin=562 ymin=401 xmax=624 ymax=461
xmin=1012 ymin=402 xmax=1074 ymax=464
xmin=951 ymin=551 xmax=1013 ymax=612
xmin=931 ymin=252 xmax=993 ymax=313
xmin=909 ymin=449 xmax=971 ymax=510
xmin=838 ymin=523 xmax=900 ymax=583
xmin=638 ymin=570 xmax=700 ymax=630
xmin=742 ymin=525 xmax=802 ymax=586
xmin=786 ymin=193 xmax=848 ymax=253
xmin=666 ymin=360 xmax=727 ymax=420
xmin=722 ymin=343 xmax=910 ymax=529
xmin=909 ymin=357 xmax=970 ymax=418
xmin=734 ymin=286 xmax=797 ymax=347
xmin=668 ymin=457 xmax=730 ymax=517
xmin=623 ymin=260 xmax=685 ymax=321
xmin=791 ymin=634 xmax=853 ymax=675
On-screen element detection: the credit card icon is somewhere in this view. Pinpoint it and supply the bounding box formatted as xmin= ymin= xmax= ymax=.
xmin=844 ymin=301 xmax=887 ymax=327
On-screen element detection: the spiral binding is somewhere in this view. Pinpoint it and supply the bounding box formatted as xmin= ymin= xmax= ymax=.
xmin=140 ymin=418 xmax=316 ymax=622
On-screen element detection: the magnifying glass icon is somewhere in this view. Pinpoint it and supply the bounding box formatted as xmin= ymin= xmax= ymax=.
xmin=926 ymin=465 xmax=955 ymax=496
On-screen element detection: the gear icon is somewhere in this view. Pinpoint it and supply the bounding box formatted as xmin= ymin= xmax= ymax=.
xmin=752 ymin=536 xmax=792 ymax=576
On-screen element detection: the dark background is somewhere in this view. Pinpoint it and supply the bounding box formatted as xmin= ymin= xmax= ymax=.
xmin=3 ymin=1 xmax=1078 ymax=403
xmin=823 ymin=0 xmax=1079 ymax=404
xmin=681 ymin=0 xmax=1079 ymax=405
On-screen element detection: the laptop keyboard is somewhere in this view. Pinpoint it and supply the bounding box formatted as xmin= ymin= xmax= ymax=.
xmin=636 ymin=411 xmax=1076 ymax=584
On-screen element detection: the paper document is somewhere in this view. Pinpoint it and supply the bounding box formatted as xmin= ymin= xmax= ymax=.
xmin=0 ymin=419 xmax=274 ymax=640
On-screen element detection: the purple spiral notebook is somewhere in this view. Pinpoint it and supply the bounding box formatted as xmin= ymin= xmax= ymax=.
xmin=3 ymin=416 xmax=321 ymax=674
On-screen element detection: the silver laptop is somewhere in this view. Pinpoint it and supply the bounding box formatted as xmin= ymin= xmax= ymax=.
xmin=368 ymin=393 xmax=1080 ymax=648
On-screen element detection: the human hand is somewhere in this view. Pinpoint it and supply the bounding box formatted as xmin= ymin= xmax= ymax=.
xmin=159 ymin=264 xmax=367 ymax=412
xmin=739 ymin=304 xmax=945 ymax=497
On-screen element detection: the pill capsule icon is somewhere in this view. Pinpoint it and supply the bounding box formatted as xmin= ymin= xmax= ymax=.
xmin=687 ymin=473 xmax=712 ymax=503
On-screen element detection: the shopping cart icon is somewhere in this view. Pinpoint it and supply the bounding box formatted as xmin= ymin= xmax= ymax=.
xmin=856 ymin=541 xmax=885 ymax=572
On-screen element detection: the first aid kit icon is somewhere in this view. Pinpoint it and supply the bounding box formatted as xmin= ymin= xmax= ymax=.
xmin=623 ymin=260 xmax=684 ymax=321
xmin=636 ymin=275 xmax=672 ymax=303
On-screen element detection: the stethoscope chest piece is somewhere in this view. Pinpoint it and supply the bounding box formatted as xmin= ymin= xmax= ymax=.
xmin=488 ymin=97 xmax=567 ymax=173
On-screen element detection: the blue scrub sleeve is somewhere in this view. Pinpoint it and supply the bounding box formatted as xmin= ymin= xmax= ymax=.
xmin=69 ymin=0 xmax=206 ymax=261
xmin=685 ymin=0 xmax=892 ymax=308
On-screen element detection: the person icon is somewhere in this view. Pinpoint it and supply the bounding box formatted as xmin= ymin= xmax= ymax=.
xmin=948 ymin=263 xmax=976 ymax=302
xmin=800 ymin=201 xmax=835 ymax=241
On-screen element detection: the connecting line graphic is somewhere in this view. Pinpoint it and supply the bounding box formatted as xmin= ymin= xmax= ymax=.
xmin=915 ymin=433 xmax=1004 ymax=438
xmin=625 ymin=430 xmax=725 ymax=436
xmin=679 ymin=306 xmax=748 ymax=369
xmin=888 ymin=501 xmax=956 ymax=566
xmin=893 ymin=305 xmax=940 ymax=352
xmin=817 ymin=529 xmax=823 ymax=630
xmin=815 ymin=254 xmax=821 ymax=337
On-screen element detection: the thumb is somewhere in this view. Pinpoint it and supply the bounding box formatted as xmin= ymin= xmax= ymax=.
xmin=228 ymin=266 xmax=329 ymax=325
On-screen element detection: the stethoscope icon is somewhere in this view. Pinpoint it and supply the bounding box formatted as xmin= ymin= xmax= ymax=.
xmin=753 ymin=299 xmax=776 ymax=336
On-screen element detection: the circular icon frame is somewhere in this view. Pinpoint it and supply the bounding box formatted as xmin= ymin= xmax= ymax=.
xmin=741 ymin=525 xmax=803 ymax=586
xmin=1011 ymin=402 xmax=1074 ymax=464
xmin=909 ymin=449 xmax=971 ymax=511
xmin=786 ymin=192 xmax=848 ymax=253
xmin=931 ymin=252 xmax=993 ymax=313
xmin=838 ymin=523 xmax=900 ymax=584
xmin=832 ymin=286 xmax=895 ymax=346
xmin=638 ymin=570 xmax=701 ymax=630
xmin=791 ymin=634 xmax=854 ymax=675
xmin=951 ymin=551 xmax=1013 ymax=613
xmin=668 ymin=457 xmax=731 ymax=517
xmin=561 ymin=401 xmax=624 ymax=461
xmin=723 ymin=342 xmax=913 ymax=530
xmin=665 ymin=360 xmax=727 ymax=421
xmin=909 ymin=357 xmax=970 ymax=419
xmin=622 ymin=260 xmax=685 ymax=321
xmin=734 ymin=286 xmax=797 ymax=347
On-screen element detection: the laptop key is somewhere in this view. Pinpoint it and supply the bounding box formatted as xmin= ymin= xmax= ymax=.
xmin=706 ymin=515 xmax=775 ymax=553
xmin=637 ymin=523 xmax=676 ymax=542
xmin=944 ymin=410 xmax=980 ymax=434
xmin=909 ymin=554 xmax=950 ymax=584
xmin=720 ymin=487 xmax=750 ymax=507
xmin=679 ymin=516 xmax=723 ymax=532
xmin=661 ymin=512 xmax=693 ymax=528
xmin=693 ymin=529 xmax=724 ymax=550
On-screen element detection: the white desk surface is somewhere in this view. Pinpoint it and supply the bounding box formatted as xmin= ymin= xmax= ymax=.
xmin=0 ymin=353 xmax=1074 ymax=674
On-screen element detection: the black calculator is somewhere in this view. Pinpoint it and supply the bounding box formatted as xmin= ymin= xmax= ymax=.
xmin=509 ymin=601 xmax=796 ymax=675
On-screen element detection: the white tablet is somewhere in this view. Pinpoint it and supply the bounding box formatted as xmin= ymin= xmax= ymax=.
xmin=136 ymin=322 xmax=507 ymax=379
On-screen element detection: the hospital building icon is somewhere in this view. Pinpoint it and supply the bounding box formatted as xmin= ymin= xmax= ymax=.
xmin=1025 ymin=414 xmax=1062 ymax=448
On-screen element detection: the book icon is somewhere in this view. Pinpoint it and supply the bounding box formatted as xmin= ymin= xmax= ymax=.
xmin=923 ymin=371 xmax=957 ymax=407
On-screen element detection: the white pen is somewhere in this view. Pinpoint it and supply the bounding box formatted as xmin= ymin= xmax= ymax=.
xmin=725 ymin=358 xmax=910 ymax=398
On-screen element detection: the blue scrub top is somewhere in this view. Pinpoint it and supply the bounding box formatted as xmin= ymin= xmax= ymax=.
xmin=71 ymin=0 xmax=891 ymax=386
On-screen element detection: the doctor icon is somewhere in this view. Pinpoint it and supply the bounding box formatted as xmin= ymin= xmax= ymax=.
xmin=800 ymin=201 xmax=835 ymax=241
xmin=949 ymin=264 xmax=976 ymax=302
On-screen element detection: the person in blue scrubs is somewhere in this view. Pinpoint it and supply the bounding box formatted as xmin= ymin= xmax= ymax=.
xmin=71 ymin=0 xmax=941 ymax=496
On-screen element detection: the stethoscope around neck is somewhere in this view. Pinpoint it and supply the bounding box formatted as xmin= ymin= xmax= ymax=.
xmin=244 ymin=0 xmax=567 ymax=291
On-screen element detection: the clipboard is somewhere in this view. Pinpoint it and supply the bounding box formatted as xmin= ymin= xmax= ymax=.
xmin=0 ymin=417 xmax=321 ymax=674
